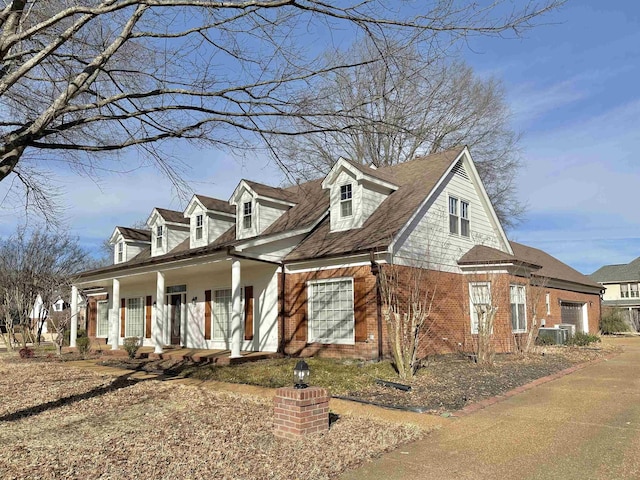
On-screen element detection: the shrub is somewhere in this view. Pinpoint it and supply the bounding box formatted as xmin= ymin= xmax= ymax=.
xmin=535 ymin=334 xmax=556 ymax=346
xmin=123 ymin=337 xmax=141 ymax=359
xmin=600 ymin=308 xmax=629 ymax=334
xmin=567 ymin=331 xmax=601 ymax=347
xmin=18 ymin=346 xmax=34 ymax=359
xmin=76 ymin=336 xmax=91 ymax=357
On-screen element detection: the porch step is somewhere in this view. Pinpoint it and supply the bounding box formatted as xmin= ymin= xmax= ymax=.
xmin=140 ymin=350 xmax=280 ymax=366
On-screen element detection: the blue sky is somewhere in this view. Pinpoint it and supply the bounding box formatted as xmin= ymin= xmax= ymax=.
xmin=1 ymin=1 xmax=638 ymax=274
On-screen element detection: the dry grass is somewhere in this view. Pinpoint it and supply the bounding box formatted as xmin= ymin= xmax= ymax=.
xmin=0 ymin=355 xmax=423 ymax=480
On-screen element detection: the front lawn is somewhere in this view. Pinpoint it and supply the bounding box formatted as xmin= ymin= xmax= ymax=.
xmin=102 ymin=344 xmax=617 ymax=413
xmin=0 ymin=355 xmax=422 ymax=480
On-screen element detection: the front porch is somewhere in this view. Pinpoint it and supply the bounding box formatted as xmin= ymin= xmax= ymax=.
xmin=70 ymin=345 xmax=281 ymax=366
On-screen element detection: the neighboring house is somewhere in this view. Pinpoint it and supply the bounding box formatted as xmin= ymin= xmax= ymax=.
xmin=591 ymin=258 xmax=640 ymax=331
xmin=72 ymin=147 xmax=602 ymax=359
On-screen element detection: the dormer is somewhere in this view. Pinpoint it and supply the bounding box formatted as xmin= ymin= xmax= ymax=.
xmin=184 ymin=194 xmax=236 ymax=248
xmin=108 ymin=227 xmax=151 ymax=265
xmin=230 ymin=180 xmax=297 ymax=240
xmin=146 ymin=208 xmax=189 ymax=257
xmin=322 ymin=158 xmax=398 ymax=232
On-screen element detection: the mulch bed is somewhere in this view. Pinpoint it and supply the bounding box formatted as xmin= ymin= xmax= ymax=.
xmin=344 ymin=347 xmax=612 ymax=413
xmin=98 ymin=345 xmax=617 ymax=415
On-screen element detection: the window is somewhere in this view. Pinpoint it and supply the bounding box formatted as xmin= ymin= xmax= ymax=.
xmin=117 ymin=242 xmax=124 ymax=263
xmin=623 ymin=283 xmax=639 ymax=298
xmin=308 ymin=279 xmax=354 ymax=344
xmin=340 ymin=184 xmax=353 ymax=218
xmin=211 ymin=288 xmax=244 ymax=341
xmin=243 ymin=202 xmax=252 ymax=230
xmin=510 ymin=285 xmax=527 ymax=332
xmin=469 ymin=282 xmax=491 ymax=334
xmin=156 ymin=225 xmax=163 ymax=248
xmin=212 ymin=288 xmax=232 ymax=340
xmin=460 ymin=201 xmax=470 ymax=237
xmin=96 ymin=301 xmax=109 ymax=338
xmin=449 ymin=196 xmax=459 ymax=234
xmin=195 ymin=214 xmax=204 ymax=240
xmin=125 ymin=297 xmax=144 ymax=338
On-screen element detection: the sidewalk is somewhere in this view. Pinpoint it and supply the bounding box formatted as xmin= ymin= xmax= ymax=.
xmin=340 ymin=337 xmax=640 ymax=480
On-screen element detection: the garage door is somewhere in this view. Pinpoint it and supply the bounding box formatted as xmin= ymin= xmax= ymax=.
xmin=561 ymin=302 xmax=584 ymax=333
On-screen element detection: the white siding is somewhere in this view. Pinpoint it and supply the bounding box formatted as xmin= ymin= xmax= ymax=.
xmin=361 ymin=180 xmax=390 ymax=221
xmin=167 ymin=225 xmax=189 ymax=252
xmin=394 ymin=164 xmax=505 ymax=271
xmin=188 ymin=205 xmax=235 ymax=249
xmin=602 ymin=283 xmax=620 ymax=301
xmin=208 ymin=212 xmax=235 ymax=243
xmin=258 ymin=200 xmax=288 ymax=233
xmin=330 ymin=170 xmax=361 ymax=231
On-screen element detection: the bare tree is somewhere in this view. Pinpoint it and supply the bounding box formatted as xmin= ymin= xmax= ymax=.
xmin=513 ymin=276 xmax=548 ymax=354
xmin=378 ymin=262 xmax=441 ymax=380
xmin=1 ymin=1 xmax=562 ymax=218
xmin=269 ymin=39 xmax=523 ymax=227
xmin=468 ymin=274 xmax=505 ymax=365
xmin=0 ymin=227 xmax=86 ymax=352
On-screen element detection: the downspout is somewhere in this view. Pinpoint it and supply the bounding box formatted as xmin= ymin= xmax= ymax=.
xmin=370 ymin=251 xmax=384 ymax=362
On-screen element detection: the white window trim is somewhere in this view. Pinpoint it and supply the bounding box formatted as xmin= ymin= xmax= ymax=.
xmin=449 ymin=195 xmax=459 ymax=235
xmin=117 ymin=241 xmax=124 ymax=263
xmin=460 ymin=200 xmax=470 ymax=237
xmin=96 ymin=300 xmax=109 ymax=338
xmin=469 ymin=281 xmax=491 ymax=335
xmin=510 ymin=284 xmax=527 ymax=333
xmin=195 ymin=214 xmax=204 ymax=240
xmin=307 ymin=277 xmax=355 ymax=345
xmin=156 ymin=225 xmax=163 ymax=249
xmin=243 ymin=202 xmax=252 ymax=230
xmin=211 ymin=287 xmax=244 ymax=341
xmin=125 ymin=297 xmax=145 ymax=338
xmin=545 ymin=293 xmax=551 ymax=316
xmin=339 ymin=184 xmax=353 ymax=218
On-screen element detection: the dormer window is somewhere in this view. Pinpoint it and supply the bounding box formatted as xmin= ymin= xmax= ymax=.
xmin=195 ymin=214 xmax=203 ymax=240
xmin=243 ymin=202 xmax=252 ymax=229
xmin=117 ymin=242 xmax=124 ymax=263
xmin=340 ymin=184 xmax=352 ymax=218
xmin=156 ymin=225 xmax=163 ymax=248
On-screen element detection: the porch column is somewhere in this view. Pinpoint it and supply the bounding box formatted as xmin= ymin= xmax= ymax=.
xmin=110 ymin=278 xmax=120 ymax=350
xmin=154 ymin=271 xmax=165 ymax=354
xmin=70 ymin=285 xmax=78 ymax=348
xmin=231 ymin=258 xmax=242 ymax=358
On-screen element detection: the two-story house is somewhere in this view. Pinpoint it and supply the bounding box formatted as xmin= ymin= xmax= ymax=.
xmin=591 ymin=258 xmax=640 ymax=331
xmin=72 ymin=147 xmax=602 ymax=359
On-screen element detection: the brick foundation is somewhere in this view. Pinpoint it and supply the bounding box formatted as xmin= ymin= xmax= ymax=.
xmin=273 ymin=387 xmax=329 ymax=439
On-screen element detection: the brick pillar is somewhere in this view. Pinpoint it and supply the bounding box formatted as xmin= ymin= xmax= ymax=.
xmin=273 ymin=387 xmax=329 ymax=439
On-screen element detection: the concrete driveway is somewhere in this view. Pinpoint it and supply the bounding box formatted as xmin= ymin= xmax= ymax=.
xmin=341 ymin=337 xmax=640 ymax=480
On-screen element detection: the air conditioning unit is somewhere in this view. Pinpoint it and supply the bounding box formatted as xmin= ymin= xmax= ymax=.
xmin=538 ymin=327 xmax=567 ymax=345
xmin=557 ymin=323 xmax=576 ymax=337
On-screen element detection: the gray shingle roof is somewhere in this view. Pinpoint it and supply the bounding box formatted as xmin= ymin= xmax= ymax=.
xmin=194 ymin=195 xmax=235 ymax=214
xmin=459 ymin=241 xmax=602 ymax=290
xmin=116 ymin=227 xmax=150 ymax=242
xmin=155 ymin=208 xmax=189 ymax=224
xmin=590 ymin=257 xmax=640 ymax=283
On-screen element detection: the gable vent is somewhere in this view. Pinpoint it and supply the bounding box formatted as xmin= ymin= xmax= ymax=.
xmin=452 ymin=160 xmax=469 ymax=179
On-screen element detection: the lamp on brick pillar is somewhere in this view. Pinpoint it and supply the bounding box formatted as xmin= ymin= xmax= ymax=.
xmin=294 ymin=360 xmax=309 ymax=389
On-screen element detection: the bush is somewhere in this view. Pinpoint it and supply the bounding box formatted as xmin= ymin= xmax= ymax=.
xmin=18 ymin=346 xmax=34 ymax=359
xmin=535 ymin=334 xmax=556 ymax=346
xmin=600 ymin=308 xmax=629 ymax=334
xmin=76 ymin=336 xmax=91 ymax=357
xmin=123 ymin=337 xmax=141 ymax=359
xmin=567 ymin=331 xmax=601 ymax=347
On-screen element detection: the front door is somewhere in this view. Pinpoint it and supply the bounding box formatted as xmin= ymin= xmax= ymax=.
xmin=170 ymin=294 xmax=182 ymax=345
